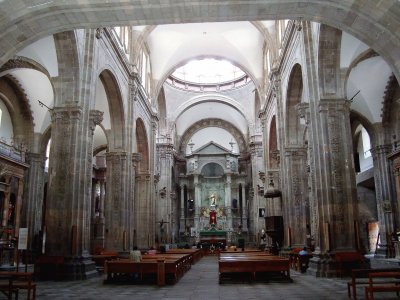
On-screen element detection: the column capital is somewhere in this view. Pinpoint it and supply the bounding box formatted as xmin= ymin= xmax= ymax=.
xmin=371 ymin=144 xmax=391 ymax=157
xmin=51 ymin=106 xmax=82 ymax=123
xmin=318 ymin=98 xmax=351 ymax=114
xmin=89 ymin=110 xmax=104 ymax=133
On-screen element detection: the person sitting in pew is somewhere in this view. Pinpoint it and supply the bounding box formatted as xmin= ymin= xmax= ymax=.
xmin=130 ymin=246 xmax=142 ymax=262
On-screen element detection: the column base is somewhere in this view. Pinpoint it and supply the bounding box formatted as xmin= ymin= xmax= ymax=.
xmin=375 ymin=244 xmax=390 ymax=258
xmin=307 ymin=253 xmax=336 ymax=277
xmin=63 ymin=255 xmax=98 ymax=280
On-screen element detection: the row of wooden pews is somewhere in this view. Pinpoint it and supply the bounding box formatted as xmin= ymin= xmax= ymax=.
xmin=103 ymin=248 xmax=202 ymax=286
xmin=218 ymin=250 xmax=291 ymax=283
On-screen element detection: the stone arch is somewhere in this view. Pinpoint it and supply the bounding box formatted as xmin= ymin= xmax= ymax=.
xmin=0 ymin=75 xmax=35 ymax=146
xmin=173 ymin=94 xmax=250 ymax=125
xmin=350 ymin=111 xmax=375 ymax=149
xmin=381 ymin=74 xmax=399 ymax=128
xmin=1 ymin=2 xmax=400 ymax=82
xmin=136 ymin=118 xmax=149 ymax=173
xmin=53 ymin=31 xmax=80 ymax=106
xmin=157 ymin=86 xmax=167 ymax=134
xmin=0 ymin=56 xmax=51 ymax=79
xmin=285 ymin=63 xmax=303 ymax=145
xmin=99 ymin=69 xmax=126 ymax=150
xmin=179 ymin=118 xmax=247 ymax=155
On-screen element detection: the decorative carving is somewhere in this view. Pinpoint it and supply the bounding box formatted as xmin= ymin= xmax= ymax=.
xmin=89 ymin=110 xmax=104 ymax=133
xmin=257 ymin=184 xmax=264 ymax=196
xmin=51 ymin=107 xmax=82 ymax=124
xmin=132 ymin=153 xmax=142 ymax=163
xmin=159 ymin=187 xmax=166 ymax=198
xmin=258 ymin=171 xmax=265 ymax=183
xmin=297 ymin=102 xmax=310 ymax=125
xmin=95 ymin=28 xmax=103 ymax=39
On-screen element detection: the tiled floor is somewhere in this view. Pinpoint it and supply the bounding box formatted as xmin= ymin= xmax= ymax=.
xmin=15 ymin=256 xmax=396 ymax=300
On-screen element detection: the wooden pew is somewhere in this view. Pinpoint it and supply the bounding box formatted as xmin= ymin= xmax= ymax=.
xmin=91 ymin=252 xmax=118 ymax=272
xmin=105 ymin=253 xmax=191 ymax=285
xmin=0 ymin=271 xmax=36 ymax=300
xmin=364 ymin=271 xmax=400 ymax=300
xmin=218 ymin=254 xmax=290 ymax=283
xmin=335 ymin=252 xmax=366 ymax=278
xmin=142 ymin=254 xmax=190 ymax=278
xmin=34 ymin=255 xmax=64 ymax=280
xmin=348 ymin=267 xmax=400 ymax=299
xmin=166 ymin=248 xmax=203 ymax=264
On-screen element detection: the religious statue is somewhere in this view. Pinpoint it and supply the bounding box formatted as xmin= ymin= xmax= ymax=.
xmin=209 ymin=193 xmax=217 ymax=206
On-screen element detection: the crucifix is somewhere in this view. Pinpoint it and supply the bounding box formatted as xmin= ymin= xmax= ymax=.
xmin=156 ymin=219 xmax=169 ymax=243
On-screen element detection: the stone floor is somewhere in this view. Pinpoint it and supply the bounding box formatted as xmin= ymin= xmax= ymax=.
xmin=12 ymin=256 xmax=400 ymax=300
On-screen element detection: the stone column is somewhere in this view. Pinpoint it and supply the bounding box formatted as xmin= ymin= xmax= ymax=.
xmin=1 ymin=176 xmax=11 ymax=227
xmin=156 ymin=141 xmax=174 ymax=243
xmin=22 ymin=152 xmax=46 ymax=250
xmin=225 ymin=174 xmax=233 ymax=238
xmin=45 ymin=106 xmax=101 ymax=279
xmin=249 ymin=139 xmax=264 ymax=242
xmin=46 ymin=107 xmax=83 ymax=256
xmin=134 ymin=173 xmax=152 ymax=248
xmin=14 ymin=178 xmax=24 ymax=240
xmin=104 ymin=151 xmax=128 ymax=251
xmin=372 ymin=143 xmax=396 ymax=257
xmin=179 ymin=183 xmax=186 ymax=234
xmin=282 ymin=147 xmax=308 ymax=247
xmin=194 ymin=174 xmax=201 ymax=242
xmin=94 ymin=178 xmax=106 ymax=249
xmin=317 ymin=99 xmax=358 ymax=252
xmin=241 ymin=182 xmax=248 ymax=232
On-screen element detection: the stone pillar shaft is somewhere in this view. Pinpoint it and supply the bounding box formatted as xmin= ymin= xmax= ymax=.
xmin=372 ymin=144 xmax=396 ymax=254
xmin=194 ymin=175 xmax=201 ymax=241
xmin=316 ymin=99 xmax=357 ymax=251
xmin=282 ymin=147 xmax=308 ymax=247
xmin=241 ymin=182 xmax=248 ymax=231
xmin=180 ymin=184 xmax=185 ymax=232
xmin=104 ymin=152 xmax=128 ymax=250
xmin=23 ymin=152 xmax=46 ymax=249
xmin=225 ymin=174 xmax=232 ymax=233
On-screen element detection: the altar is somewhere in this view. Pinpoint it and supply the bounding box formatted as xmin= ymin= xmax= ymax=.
xmin=200 ymin=230 xmax=227 ymax=247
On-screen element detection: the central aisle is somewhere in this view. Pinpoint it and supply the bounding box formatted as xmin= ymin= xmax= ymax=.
xmin=35 ymin=255 xmax=351 ymax=299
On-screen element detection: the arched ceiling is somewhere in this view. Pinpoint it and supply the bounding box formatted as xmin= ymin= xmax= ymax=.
xmin=147 ymin=22 xmax=264 ymax=88
xmin=346 ymin=56 xmax=392 ymax=123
